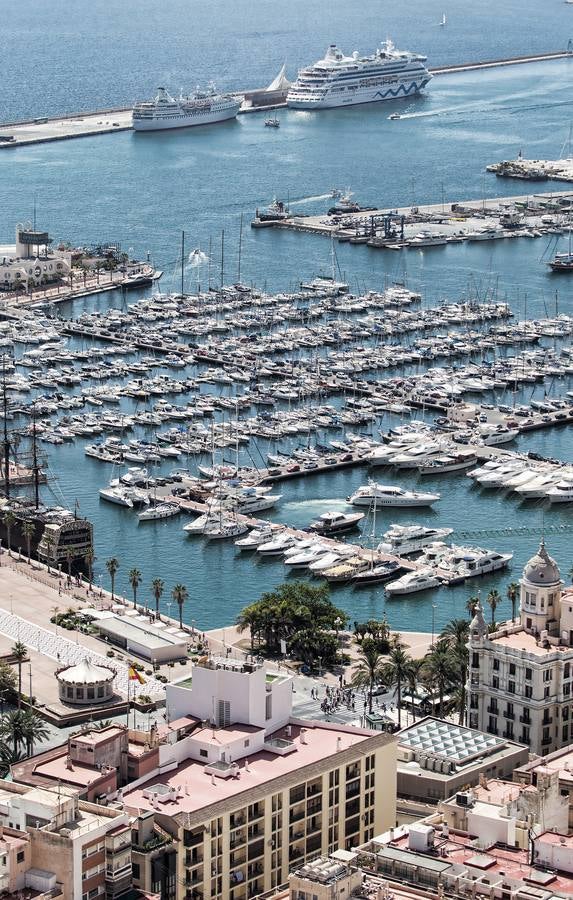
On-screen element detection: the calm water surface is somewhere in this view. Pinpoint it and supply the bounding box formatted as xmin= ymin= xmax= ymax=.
xmin=1 ymin=2 xmax=573 ymax=633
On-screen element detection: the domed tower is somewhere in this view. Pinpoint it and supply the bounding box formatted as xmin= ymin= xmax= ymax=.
xmin=520 ymin=539 xmax=561 ymax=637
xmin=469 ymin=600 xmax=488 ymax=644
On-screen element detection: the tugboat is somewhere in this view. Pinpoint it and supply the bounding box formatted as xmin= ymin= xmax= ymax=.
xmin=264 ymin=116 xmax=280 ymax=128
xmin=251 ymin=198 xmax=290 ymax=227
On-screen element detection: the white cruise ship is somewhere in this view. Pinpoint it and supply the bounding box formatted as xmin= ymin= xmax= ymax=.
xmin=287 ymin=40 xmax=431 ymax=110
xmin=132 ymin=86 xmax=241 ymax=131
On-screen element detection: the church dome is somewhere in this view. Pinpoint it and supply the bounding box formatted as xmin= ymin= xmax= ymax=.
xmin=523 ymin=540 xmax=561 ymax=586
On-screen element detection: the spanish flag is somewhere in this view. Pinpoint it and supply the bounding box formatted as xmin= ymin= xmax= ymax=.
xmin=128 ymin=666 xmax=146 ymax=685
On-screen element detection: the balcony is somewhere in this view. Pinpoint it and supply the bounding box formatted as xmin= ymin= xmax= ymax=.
xmin=543 ymin=717 xmax=553 ymax=726
xmin=290 ymin=809 xmax=305 ymax=824
xmin=519 ymin=714 xmax=531 ymax=725
xmin=230 ymin=832 xmax=246 ymax=849
xmin=230 ymin=817 xmax=245 ymax=830
xmin=487 ymin=704 xmax=499 ymax=715
xmin=486 ymin=726 xmax=499 ymax=736
xmin=502 ymin=731 xmax=514 ymax=740
xmin=503 ymin=711 xmax=515 ymax=720
xmin=542 ymin=736 xmax=553 ymax=746
xmin=290 ymin=788 xmax=305 ymax=805
xmin=307 ymin=800 xmax=322 ymax=816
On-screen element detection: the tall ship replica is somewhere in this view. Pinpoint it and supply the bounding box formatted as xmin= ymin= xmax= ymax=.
xmin=132 ymin=85 xmax=241 ymax=131
xmin=286 ymin=40 xmax=431 ymax=109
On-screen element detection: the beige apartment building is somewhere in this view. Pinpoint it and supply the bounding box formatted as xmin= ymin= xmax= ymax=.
xmin=124 ymin=656 xmax=397 ymax=900
xmin=467 ymin=540 xmax=573 ymax=756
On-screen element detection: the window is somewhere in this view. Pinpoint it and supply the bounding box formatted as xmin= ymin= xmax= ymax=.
xmin=544 ymin=670 xmax=552 ymax=682
xmin=525 ymin=685 xmax=533 ymax=699
xmin=16 ymin=851 xmax=24 ymax=863
xmin=525 ymin=667 xmax=532 ymax=681
xmin=509 ymin=663 xmax=516 ymax=676
xmin=545 ymin=686 xmax=551 ymax=699
xmin=508 ymin=681 xmax=516 ymax=694
xmin=566 ymin=663 xmax=570 ymax=679
xmin=265 ymin=694 xmax=272 ymax=721
xmin=493 ymin=676 xmax=499 ymax=689
xmin=563 ymin=725 xmax=569 ymax=742
xmin=493 ymin=659 xmax=500 ymax=671
xmin=217 ymin=700 xmax=230 ymax=727
xmin=563 ymin=707 xmax=569 ymax=721
xmin=132 ymin=863 xmax=140 ymax=880
xmin=200 ymin=749 xmax=208 ymax=758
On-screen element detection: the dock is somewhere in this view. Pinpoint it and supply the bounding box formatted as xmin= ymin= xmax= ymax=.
xmin=1 ymin=50 xmax=571 ymax=149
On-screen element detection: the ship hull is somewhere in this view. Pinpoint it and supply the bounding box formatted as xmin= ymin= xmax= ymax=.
xmin=133 ymin=104 xmax=240 ymax=131
xmin=287 ymin=78 xmax=430 ymax=110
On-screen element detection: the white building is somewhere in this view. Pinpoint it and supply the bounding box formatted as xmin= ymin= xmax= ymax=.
xmin=0 ymin=224 xmax=70 ymax=291
xmin=468 ymin=540 xmax=573 ymax=755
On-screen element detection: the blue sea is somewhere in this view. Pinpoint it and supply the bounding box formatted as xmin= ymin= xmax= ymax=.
xmin=0 ymin=0 xmax=573 ymax=634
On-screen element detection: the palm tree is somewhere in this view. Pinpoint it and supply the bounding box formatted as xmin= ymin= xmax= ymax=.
xmin=466 ymin=595 xmax=480 ymax=619
xmin=487 ymin=589 xmax=501 ymax=627
xmin=506 ymin=582 xmax=519 ymax=623
xmin=129 ymin=568 xmax=142 ymax=609
xmin=11 ymin=642 xmax=27 ymax=709
xmin=440 ymin=618 xmax=470 ymax=724
xmin=22 ymin=521 xmax=35 ymax=565
xmin=405 ymin=658 xmax=424 ymax=723
xmin=423 ymin=640 xmax=455 ymax=719
xmin=43 ymin=533 xmax=54 ymax=573
xmin=85 ymin=548 xmax=94 ymax=590
xmin=172 ymin=584 xmax=189 ymax=630
xmin=351 ymin=644 xmax=385 ymax=713
xmin=152 ymin=578 xmax=164 ymax=621
xmin=382 ymin=643 xmax=412 ymax=729
xmin=2 ymin=511 xmax=15 ymax=558
xmin=106 ymin=557 xmax=119 ymax=601
xmin=21 ymin=710 xmax=49 ymax=756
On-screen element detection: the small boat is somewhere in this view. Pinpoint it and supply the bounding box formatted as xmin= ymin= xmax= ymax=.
xmin=309 ymin=510 xmax=364 ymax=535
xmin=265 ymin=117 xmax=280 ymax=128
xmin=388 ymin=113 xmax=401 ymax=120
xmin=138 ymin=502 xmax=180 ymax=521
xmin=439 ymin=13 xmax=447 ymax=25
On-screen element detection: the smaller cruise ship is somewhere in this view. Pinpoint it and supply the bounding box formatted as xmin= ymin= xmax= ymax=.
xmin=132 ymin=86 xmax=241 ymax=131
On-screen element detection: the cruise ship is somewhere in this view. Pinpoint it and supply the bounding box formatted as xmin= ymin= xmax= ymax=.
xmin=286 ymin=40 xmax=431 ymax=110
xmin=132 ymin=86 xmax=241 ymax=131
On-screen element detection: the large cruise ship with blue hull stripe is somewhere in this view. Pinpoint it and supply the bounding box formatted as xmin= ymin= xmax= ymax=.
xmin=286 ymin=40 xmax=431 ymax=110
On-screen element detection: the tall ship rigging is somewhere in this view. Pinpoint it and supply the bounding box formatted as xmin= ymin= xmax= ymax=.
xmin=132 ymin=86 xmax=241 ymax=131
xmin=286 ymin=40 xmax=431 ymax=110
xmin=0 ymin=360 xmax=93 ymax=571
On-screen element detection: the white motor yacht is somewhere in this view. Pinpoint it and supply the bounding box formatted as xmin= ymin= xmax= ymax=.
xmin=448 ymin=545 xmax=513 ymax=576
xmin=204 ymin=521 xmax=249 ymax=540
xmin=348 ymin=483 xmax=440 ymax=507
xmin=99 ymin=484 xmax=149 ymax=507
xmin=476 ymin=463 xmax=526 ymax=487
xmin=322 ymin=556 xmax=370 ymax=583
xmin=378 ymin=524 xmax=454 ymax=556
xmin=515 ymin=472 xmax=566 ymax=499
xmin=284 ymin=544 xmax=330 ymax=569
xmin=257 ymin=533 xmax=297 ymax=556
xmin=502 ymin=468 xmax=543 ymax=489
xmin=418 ymin=452 xmax=476 ymax=475
xmin=546 ymin=480 xmax=573 ymax=502
xmin=308 ymin=546 xmax=356 ymax=572
xmin=385 ymin=568 xmax=442 ymax=595
xmin=235 ymin=525 xmax=278 ymax=550
xmin=309 ymin=511 xmax=364 ymax=534
xmin=138 ymin=502 xmax=180 ymax=521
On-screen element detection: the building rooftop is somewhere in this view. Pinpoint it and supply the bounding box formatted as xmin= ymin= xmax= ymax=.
xmin=399 ymin=718 xmax=505 ymax=765
xmin=489 ymin=628 xmax=562 ymax=656
xmin=124 ymin=720 xmax=386 ymax=818
xmin=98 ymin=615 xmax=188 ymax=650
xmin=33 ymin=756 xmax=110 ymax=789
xmin=71 ymin=725 xmax=124 ymax=746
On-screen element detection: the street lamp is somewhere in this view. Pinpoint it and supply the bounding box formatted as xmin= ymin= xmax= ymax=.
xmin=431 ymin=603 xmax=437 ymax=648
xmin=318 ymin=656 xmax=322 ymax=677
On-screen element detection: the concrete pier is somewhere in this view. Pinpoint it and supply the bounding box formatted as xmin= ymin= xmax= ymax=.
xmin=1 ymin=50 xmax=571 ymax=149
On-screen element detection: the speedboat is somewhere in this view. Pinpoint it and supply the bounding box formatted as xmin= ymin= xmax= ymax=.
xmin=348 ymin=483 xmax=439 ymax=507
xmin=204 ymin=521 xmax=249 ymax=540
xmin=378 ymin=524 xmax=454 ymax=556
xmin=352 ymin=560 xmax=405 ymax=586
xmin=309 ymin=511 xmax=364 ymax=535
xmin=385 ymin=568 xmax=442 ymax=595
xmin=257 ymin=533 xmax=297 ymax=556
xmin=388 ymin=113 xmax=401 ymax=120
xmin=235 ymin=525 xmax=277 ymax=549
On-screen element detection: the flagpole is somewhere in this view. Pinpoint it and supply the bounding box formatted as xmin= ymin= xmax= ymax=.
xmin=126 ymin=675 xmax=130 ymax=729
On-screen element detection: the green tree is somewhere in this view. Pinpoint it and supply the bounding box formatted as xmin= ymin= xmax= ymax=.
xmin=2 ymin=511 xmax=15 ymax=558
xmin=172 ymin=583 xmax=188 ymax=629
xmin=440 ymin=618 xmax=470 ymax=724
xmin=288 ymin=629 xmax=339 ymax=670
xmin=0 ymin=663 xmax=16 ymax=712
xmin=129 ymin=568 xmax=142 ymax=609
xmin=85 ymin=548 xmax=94 ymax=590
xmin=466 ymin=595 xmax=480 ymax=619
xmin=351 ymin=644 xmax=386 ymax=713
xmin=382 ymin=642 xmax=412 ymax=729
xmin=21 ymin=710 xmax=49 ymax=756
xmin=422 ymin=639 xmax=456 ymax=719
xmin=106 ymin=557 xmax=119 ymax=601
xmin=152 ymin=578 xmax=164 ymax=622
xmin=236 ymin=582 xmax=347 ymax=654
xmin=405 ymin=658 xmax=424 ymax=723
xmin=22 ymin=520 xmax=35 ymax=565
xmin=506 ymin=582 xmax=519 ymax=623
xmin=0 ymin=709 xmax=48 ymax=757
xmin=11 ymin=642 xmax=27 ymax=709
xmin=487 ymin=589 xmax=501 ymax=627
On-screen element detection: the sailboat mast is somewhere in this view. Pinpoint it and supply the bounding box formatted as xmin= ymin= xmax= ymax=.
xmin=31 ymin=405 xmax=40 ymax=509
xmin=208 ymin=235 xmax=213 ymax=290
xmin=180 ymin=230 xmax=185 ymax=296
xmin=237 ymin=213 xmax=243 ymax=284
xmin=2 ymin=355 xmax=10 ymax=499
xmin=220 ymin=229 xmax=225 ymax=289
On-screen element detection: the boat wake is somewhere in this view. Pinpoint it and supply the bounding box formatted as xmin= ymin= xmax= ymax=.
xmin=287 ymin=193 xmax=333 ymax=206
xmin=188 ymin=249 xmax=209 ymax=267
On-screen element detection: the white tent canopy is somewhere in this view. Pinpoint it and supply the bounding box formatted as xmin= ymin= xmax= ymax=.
xmin=266 ymin=63 xmax=291 ymax=93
